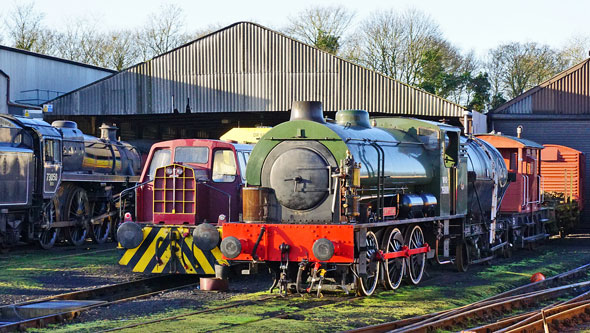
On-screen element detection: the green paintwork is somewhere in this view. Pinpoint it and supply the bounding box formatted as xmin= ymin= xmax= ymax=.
xmin=374 ymin=117 xmax=464 ymax=216
xmin=246 ymin=120 xmax=348 ymax=186
xmin=246 ymin=115 xmax=468 ymax=217
xmin=335 ymin=110 xmax=372 ymax=128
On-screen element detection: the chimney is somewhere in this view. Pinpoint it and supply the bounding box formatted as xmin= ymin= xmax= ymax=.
xmin=290 ymin=101 xmax=325 ymax=123
xmin=516 ymin=125 xmax=523 ymax=138
xmin=100 ymin=123 xmax=118 ymax=141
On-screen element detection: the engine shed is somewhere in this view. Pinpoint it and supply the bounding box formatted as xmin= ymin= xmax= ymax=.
xmin=44 ymin=22 xmax=484 ymax=154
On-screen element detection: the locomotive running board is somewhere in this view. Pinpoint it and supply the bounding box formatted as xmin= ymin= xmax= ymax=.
xmin=352 ymin=214 xmax=466 ymax=229
xmin=61 ymin=173 xmax=140 ymax=183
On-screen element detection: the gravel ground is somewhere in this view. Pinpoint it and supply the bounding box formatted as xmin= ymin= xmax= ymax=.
xmin=0 ymin=242 xmax=142 ymax=305
xmin=73 ymin=271 xmax=274 ymax=323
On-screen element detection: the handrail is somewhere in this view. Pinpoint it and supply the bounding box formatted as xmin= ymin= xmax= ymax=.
xmin=539 ymin=175 xmax=544 ymax=203
xmin=197 ymin=181 xmax=232 ymax=221
xmin=117 ymin=178 xmax=154 ymax=221
xmin=521 ymin=174 xmax=528 ymax=207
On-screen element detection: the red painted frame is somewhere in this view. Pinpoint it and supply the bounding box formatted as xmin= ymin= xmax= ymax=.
xmin=222 ymin=223 xmax=355 ymax=263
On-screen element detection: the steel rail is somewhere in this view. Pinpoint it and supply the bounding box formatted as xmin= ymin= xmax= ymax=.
xmin=507 ymin=300 xmax=590 ymax=332
xmin=469 ymin=289 xmax=590 ymax=332
xmin=387 ymin=281 xmax=590 ymax=333
xmin=347 ymin=262 xmax=590 ymax=333
xmin=100 ymin=295 xmax=281 ymax=332
xmin=0 ymin=274 xmax=200 ymax=332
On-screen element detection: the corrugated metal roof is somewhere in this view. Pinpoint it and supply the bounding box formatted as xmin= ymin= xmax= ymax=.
xmin=49 ymin=22 xmax=466 ymax=118
xmin=0 ymin=45 xmax=116 ymax=73
xmin=492 ymin=58 xmax=590 ymax=115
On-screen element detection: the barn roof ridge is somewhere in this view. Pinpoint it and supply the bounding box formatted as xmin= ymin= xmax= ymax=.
xmin=491 ymin=57 xmax=590 ymax=114
xmin=48 ymin=21 xmax=466 ymax=114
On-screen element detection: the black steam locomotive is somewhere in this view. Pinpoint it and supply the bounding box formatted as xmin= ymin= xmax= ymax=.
xmin=0 ymin=114 xmax=141 ymax=249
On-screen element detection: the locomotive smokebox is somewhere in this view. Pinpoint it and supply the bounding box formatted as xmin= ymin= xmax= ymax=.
xmin=100 ymin=123 xmax=118 ymax=141
xmin=290 ymin=101 xmax=325 ymax=124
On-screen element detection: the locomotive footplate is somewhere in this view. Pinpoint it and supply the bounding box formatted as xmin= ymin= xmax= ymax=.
xmin=351 ymin=214 xmax=466 ymax=229
xmin=119 ymin=225 xmax=227 ymax=274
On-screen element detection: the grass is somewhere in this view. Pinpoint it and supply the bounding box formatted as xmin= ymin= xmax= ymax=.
xmin=25 ymin=237 xmax=590 ymax=332
xmin=0 ymin=247 xmax=120 ymax=294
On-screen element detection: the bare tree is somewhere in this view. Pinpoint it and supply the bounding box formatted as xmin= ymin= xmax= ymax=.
xmin=559 ymin=35 xmax=590 ymax=68
xmin=348 ymin=9 xmax=442 ymax=86
xmin=485 ymin=48 xmax=504 ymax=99
xmin=136 ymin=3 xmax=190 ymax=60
xmin=4 ymin=2 xmax=45 ymax=51
xmin=487 ymin=42 xmax=562 ymax=99
xmin=103 ymin=31 xmax=141 ymax=70
xmin=284 ymin=5 xmax=354 ymax=54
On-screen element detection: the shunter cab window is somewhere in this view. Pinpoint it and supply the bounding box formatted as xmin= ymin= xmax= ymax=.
xmin=174 ymin=146 xmax=209 ymax=164
xmin=148 ymin=149 xmax=171 ymax=180
xmin=237 ymin=151 xmax=251 ymax=182
xmin=212 ymin=149 xmax=237 ymax=183
xmin=44 ymin=139 xmax=61 ymax=163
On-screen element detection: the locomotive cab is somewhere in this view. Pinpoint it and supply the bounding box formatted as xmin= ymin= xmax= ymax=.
xmin=136 ymin=139 xmax=252 ymax=224
xmin=118 ymin=139 xmax=253 ymax=274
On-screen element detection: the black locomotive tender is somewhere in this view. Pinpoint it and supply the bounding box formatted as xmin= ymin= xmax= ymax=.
xmin=0 ymin=114 xmax=140 ymax=249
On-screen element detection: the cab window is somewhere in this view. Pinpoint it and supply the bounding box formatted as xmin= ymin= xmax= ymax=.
xmin=444 ymin=132 xmax=458 ymax=168
xmin=148 ymin=149 xmax=171 ymax=179
xmin=212 ymin=149 xmax=237 ymax=182
xmin=237 ymin=151 xmax=250 ymax=182
xmin=174 ymin=146 xmax=209 ymax=164
xmin=44 ymin=139 xmax=61 ymax=163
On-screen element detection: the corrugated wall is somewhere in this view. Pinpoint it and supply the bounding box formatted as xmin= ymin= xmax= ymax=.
xmin=0 ymin=47 xmax=113 ymax=105
xmin=493 ymin=119 xmax=590 ymax=225
xmin=494 ymin=60 xmax=590 ymax=115
xmin=51 ymin=22 xmax=465 ymax=117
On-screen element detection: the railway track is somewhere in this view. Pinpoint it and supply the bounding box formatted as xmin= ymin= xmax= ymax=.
xmin=348 ymin=263 xmax=590 ymax=333
xmin=102 ymin=293 xmax=364 ymax=332
xmin=0 ymin=274 xmax=200 ymax=332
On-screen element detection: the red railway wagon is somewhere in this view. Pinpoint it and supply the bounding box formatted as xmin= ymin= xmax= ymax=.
xmin=476 ymin=134 xmax=544 ymax=214
xmin=477 ymin=132 xmax=551 ymax=247
xmin=541 ymin=144 xmax=585 ymax=211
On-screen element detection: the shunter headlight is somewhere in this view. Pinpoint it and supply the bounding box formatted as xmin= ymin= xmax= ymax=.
xmin=117 ymin=222 xmax=143 ymax=249
xmin=312 ymin=238 xmax=335 ymax=261
xmin=220 ymin=236 xmax=242 ymax=259
xmin=175 ymin=167 xmax=183 ymax=176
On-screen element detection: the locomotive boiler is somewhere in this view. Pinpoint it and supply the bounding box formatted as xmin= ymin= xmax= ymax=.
xmin=219 ymin=101 xmax=513 ymax=296
xmin=0 ymin=114 xmax=140 ymax=249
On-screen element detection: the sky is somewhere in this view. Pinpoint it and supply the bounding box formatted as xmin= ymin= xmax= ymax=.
xmin=23 ymin=0 xmax=590 ymax=57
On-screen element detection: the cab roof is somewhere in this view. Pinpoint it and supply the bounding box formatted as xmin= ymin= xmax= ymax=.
xmin=475 ymin=134 xmax=544 ymax=149
xmin=149 ymin=139 xmax=252 ymax=152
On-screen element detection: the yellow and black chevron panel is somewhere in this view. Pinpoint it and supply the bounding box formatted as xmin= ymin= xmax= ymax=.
xmin=119 ymin=226 xmax=227 ymax=274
